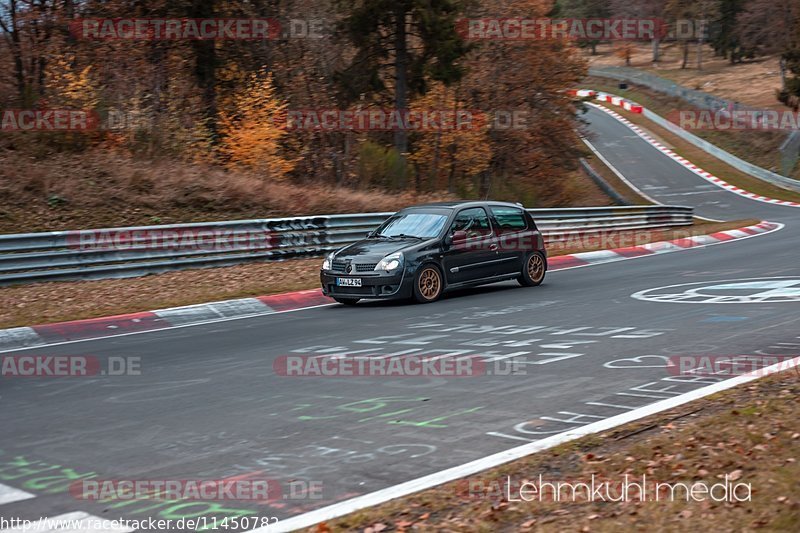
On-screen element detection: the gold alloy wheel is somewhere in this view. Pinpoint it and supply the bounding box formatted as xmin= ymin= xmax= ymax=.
xmin=418 ymin=267 xmax=442 ymax=300
xmin=527 ymin=253 xmax=545 ymax=283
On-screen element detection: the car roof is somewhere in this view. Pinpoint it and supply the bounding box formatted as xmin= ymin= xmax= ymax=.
xmin=401 ymin=201 xmax=525 ymax=211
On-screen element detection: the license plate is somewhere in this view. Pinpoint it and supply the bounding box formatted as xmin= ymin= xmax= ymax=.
xmin=336 ymin=278 xmax=362 ymax=287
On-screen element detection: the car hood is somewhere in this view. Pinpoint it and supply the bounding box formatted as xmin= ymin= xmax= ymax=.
xmin=335 ymin=238 xmax=429 ymax=261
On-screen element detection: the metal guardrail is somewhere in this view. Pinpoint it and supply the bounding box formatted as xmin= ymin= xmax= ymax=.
xmin=0 ymin=206 xmax=693 ymax=285
xmin=781 ymin=131 xmax=800 ymax=177
xmin=589 ymin=66 xmax=738 ymax=112
xmin=579 ymin=158 xmax=632 ymax=206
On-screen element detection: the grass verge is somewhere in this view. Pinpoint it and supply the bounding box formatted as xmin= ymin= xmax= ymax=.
xmin=1 ymin=219 xmax=757 ymax=329
xmin=0 ymin=148 xmax=611 ymax=234
xmin=313 ymin=366 xmax=800 ymax=532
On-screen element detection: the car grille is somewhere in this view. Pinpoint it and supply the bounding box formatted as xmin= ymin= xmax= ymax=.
xmin=330 ymin=261 xmax=377 ymax=273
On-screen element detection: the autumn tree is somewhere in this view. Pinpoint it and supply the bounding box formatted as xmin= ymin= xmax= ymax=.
xmin=710 ymin=0 xmax=747 ymax=64
xmin=257 ymin=0 xmax=350 ymax=185
xmin=0 ymin=0 xmax=596 ymax=205
xmin=614 ymin=42 xmax=634 ymax=65
xmin=409 ymin=83 xmax=491 ymax=193
xmin=336 ymin=0 xmax=471 ymax=186
xmin=218 ymin=70 xmax=296 ymax=179
xmin=0 ymin=0 xmax=61 ymax=105
xmin=737 ymin=0 xmax=800 ymax=98
xmin=460 ymin=0 xmax=587 ymax=203
xmin=665 ymin=0 xmax=719 ymax=69
xmin=44 ymin=55 xmax=99 ymax=110
xmin=610 ymin=0 xmax=666 ymax=62
xmin=552 ymin=0 xmax=611 ymax=56
xmin=40 ymin=53 xmax=101 ymax=150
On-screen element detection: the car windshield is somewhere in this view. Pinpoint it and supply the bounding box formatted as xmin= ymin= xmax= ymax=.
xmin=375 ymin=213 xmax=448 ymax=239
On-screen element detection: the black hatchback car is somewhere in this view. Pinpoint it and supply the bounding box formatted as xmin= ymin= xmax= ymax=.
xmin=320 ymin=201 xmax=548 ymax=304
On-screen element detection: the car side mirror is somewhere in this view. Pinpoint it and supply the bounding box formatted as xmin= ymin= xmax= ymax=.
xmin=443 ymin=233 xmax=453 ymax=247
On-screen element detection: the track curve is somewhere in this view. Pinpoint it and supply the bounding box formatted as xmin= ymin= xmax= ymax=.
xmin=1 ymin=107 xmax=799 ymax=529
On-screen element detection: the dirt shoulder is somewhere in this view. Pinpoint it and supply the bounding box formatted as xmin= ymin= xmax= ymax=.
xmin=1 ymin=219 xmax=756 ymax=329
xmin=586 ymin=43 xmax=783 ymax=110
xmin=313 ymin=367 xmax=800 ymax=532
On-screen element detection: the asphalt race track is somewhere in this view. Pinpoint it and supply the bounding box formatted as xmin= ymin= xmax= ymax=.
xmin=2 ymin=105 xmax=799 ymax=530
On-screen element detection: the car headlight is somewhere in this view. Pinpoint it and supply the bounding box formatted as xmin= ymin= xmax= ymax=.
xmin=375 ymin=252 xmax=403 ymax=272
xmin=322 ymin=252 xmax=335 ymax=271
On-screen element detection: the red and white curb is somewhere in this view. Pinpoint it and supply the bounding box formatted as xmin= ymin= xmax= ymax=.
xmin=589 ymin=101 xmax=800 ymax=208
xmin=568 ymin=89 xmax=597 ymax=98
xmin=0 ymin=289 xmax=334 ymax=353
xmin=595 ymin=92 xmax=644 ymax=113
xmin=568 ymin=89 xmax=643 ymax=113
xmin=0 ymin=221 xmax=782 ymax=353
xmin=549 ymin=220 xmax=782 ymax=270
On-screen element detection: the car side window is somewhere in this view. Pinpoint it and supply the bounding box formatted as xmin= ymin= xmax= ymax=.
xmin=490 ymin=206 xmax=528 ymax=234
xmin=449 ymin=208 xmax=491 ymax=240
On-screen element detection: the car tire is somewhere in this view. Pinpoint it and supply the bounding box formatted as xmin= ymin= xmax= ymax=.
xmin=333 ymin=297 xmax=359 ymax=306
xmin=413 ymin=264 xmax=444 ymax=303
xmin=518 ymin=251 xmax=546 ymax=287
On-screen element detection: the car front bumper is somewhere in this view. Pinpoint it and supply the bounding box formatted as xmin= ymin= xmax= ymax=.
xmin=320 ymin=269 xmax=412 ymax=300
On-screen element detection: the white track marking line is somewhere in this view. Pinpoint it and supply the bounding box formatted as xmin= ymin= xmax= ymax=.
xmin=581 ymin=138 xmax=665 ymax=205
xmin=0 ymin=483 xmax=35 ymax=505
xmin=0 ymin=303 xmax=336 ymax=354
xmin=0 ymin=511 xmax=133 ymax=533
xmin=253 ymin=355 xmax=800 ymax=533
xmin=584 ymin=126 xmax=719 ymax=222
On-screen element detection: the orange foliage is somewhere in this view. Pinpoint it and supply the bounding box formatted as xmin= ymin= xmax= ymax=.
xmin=218 ymin=70 xmax=296 ymax=179
xmin=409 ymin=83 xmax=492 ymax=193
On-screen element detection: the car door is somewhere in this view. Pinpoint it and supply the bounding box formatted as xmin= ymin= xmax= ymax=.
xmin=490 ymin=205 xmax=531 ymax=275
xmin=442 ymin=207 xmax=498 ymax=285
